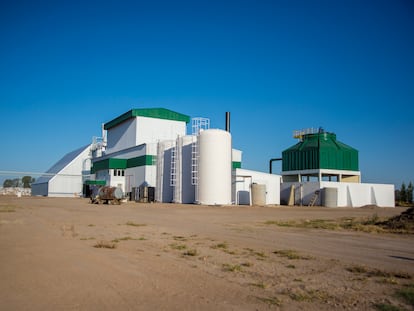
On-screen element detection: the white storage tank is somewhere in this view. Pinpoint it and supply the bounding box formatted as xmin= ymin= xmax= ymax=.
xmin=198 ymin=129 xmax=232 ymax=205
xmin=323 ymin=187 xmax=338 ymax=207
xmin=251 ymin=183 xmax=266 ymax=205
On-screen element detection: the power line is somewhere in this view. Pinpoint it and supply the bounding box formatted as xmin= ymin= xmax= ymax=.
xmin=0 ymin=170 xmax=90 ymax=177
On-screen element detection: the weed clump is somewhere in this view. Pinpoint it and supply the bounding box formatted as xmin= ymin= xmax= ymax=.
xmin=93 ymin=241 xmax=117 ymax=249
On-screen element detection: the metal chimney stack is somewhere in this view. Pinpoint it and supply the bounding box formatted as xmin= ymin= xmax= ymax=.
xmin=225 ymin=112 xmax=230 ymax=132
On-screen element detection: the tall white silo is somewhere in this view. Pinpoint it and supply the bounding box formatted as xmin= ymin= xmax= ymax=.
xmin=197 ymin=129 xmax=232 ymax=205
xmin=173 ymin=135 xmax=197 ymax=204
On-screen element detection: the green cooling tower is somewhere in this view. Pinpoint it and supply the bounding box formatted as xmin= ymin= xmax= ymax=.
xmin=282 ymin=131 xmax=358 ymax=172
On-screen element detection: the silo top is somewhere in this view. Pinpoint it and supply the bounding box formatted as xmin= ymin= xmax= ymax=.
xmin=282 ymin=132 xmax=358 ymax=171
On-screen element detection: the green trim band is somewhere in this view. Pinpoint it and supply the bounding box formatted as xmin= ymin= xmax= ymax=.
xmin=91 ymin=155 xmax=156 ymax=173
xmin=104 ymin=108 xmax=190 ymax=130
xmin=232 ymin=161 xmax=242 ymax=169
xmin=85 ymin=180 xmax=106 ymax=185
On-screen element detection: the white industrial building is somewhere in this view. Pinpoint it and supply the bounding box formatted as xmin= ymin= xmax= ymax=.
xmin=32 ymin=108 xmax=395 ymax=208
xmin=31 ymin=145 xmax=91 ymax=197
xmin=86 ymin=108 xmax=279 ymax=205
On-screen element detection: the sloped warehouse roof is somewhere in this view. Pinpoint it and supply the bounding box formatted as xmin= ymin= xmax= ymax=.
xmin=32 ymin=145 xmax=90 ymax=196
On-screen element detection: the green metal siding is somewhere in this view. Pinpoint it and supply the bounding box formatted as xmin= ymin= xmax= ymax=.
xmin=91 ymin=155 xmax=156 ymax=173
xmin=127 ymin=155 xmax=156 ymax=167
xmin=104 ymin=108 xmax=190 ymax=130
xmin=282 ymin=132 xmax=358 ymax=171
xmin=232 ymin=161 xmax=241 ymax=169
xmin=91 ymin=158 xmax=127 ymax=173
xmin=85 ymin=180 xmax=106 ymax=185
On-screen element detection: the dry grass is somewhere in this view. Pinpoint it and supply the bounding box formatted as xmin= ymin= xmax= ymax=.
xmin=170 ymin=243 xmax=187 ymax=250
xmin=256 ymin=296 xmax=282 ymax=306
xmin=273 ymin=249 xmax=312 ymax=260
xmin=93 ymin=240 xmax=117 ymax=249
xmin=264 ymin=212 xmax=414 ymax=234
xmin=346 ymin=265 xmax=412 ymax=280
xmin=125 ymin=221 xmax=147 ymax=227
xmin=182 ymin=249 xmax=198 ymax=256
xmin=0 ymin=205 xmax=17 ymax=212
xmin=222 ymin=263 xmax=242 ymax=272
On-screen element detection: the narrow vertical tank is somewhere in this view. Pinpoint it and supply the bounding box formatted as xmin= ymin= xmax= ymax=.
xmin=198 ymin=129 xmax=232 ymax=205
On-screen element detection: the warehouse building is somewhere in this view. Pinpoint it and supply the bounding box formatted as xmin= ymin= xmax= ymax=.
xmin=31 ymin=145 xmax=91 ymax=197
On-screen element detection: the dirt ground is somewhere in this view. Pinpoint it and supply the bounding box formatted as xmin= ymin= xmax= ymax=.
xmin=1 ymin=196 xmax=413 ymax=311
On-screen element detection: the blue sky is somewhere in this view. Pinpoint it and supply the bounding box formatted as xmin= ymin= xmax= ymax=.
xmin=0 ymin=0 xmax=413 ymax=187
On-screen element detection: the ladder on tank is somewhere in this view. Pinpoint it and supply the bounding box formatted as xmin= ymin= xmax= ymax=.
xmin=170 ymin=145 xmax=177 ymax=187
xmin=308 ymin=190 xmax=320 ymax=207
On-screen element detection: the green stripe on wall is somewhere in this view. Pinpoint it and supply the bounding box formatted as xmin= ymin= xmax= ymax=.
xmin=232 ymin=161 xmax=241 ymax=169
xmin=127 ymin=155 xmax=156 ymax=168
xmin=91 ymin=155 xmax=156 ymax=173
xmin=85 ymin=180 xmax=106 ymax=185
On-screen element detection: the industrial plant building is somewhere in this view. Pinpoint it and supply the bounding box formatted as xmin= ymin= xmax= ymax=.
xmin=32 ymin=108 xmax=394 ymax=207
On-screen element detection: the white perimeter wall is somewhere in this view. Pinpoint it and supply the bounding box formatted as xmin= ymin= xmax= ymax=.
xmin=321 ymin=181 xmax=395 ymax=208
xmin=280 ymin=182 xmax=395 ymax=207
xmin=233 ymin=169 xmax=281 ymax=205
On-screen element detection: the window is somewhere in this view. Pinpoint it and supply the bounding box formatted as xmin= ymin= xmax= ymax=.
xmin=114 ymin=169 xmax=125 ymax=177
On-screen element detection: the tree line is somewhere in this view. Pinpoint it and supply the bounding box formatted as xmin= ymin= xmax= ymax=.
xmin=2 ymin=176 xmax=35 ymax=188
xmin=396 ymin=182 xmax=413 ymax=205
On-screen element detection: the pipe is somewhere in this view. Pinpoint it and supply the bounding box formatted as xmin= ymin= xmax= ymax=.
xmin=269 ymin=158 xmax=282 ymax=174
xmin=225 ymin=112 xmax=230 ymax=132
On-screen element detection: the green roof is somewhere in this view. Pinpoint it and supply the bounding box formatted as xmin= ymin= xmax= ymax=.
xmin=104 ymin=108 xmax=191 ymax=130
xmin=282 ymin=132 xmax=359 ymax=171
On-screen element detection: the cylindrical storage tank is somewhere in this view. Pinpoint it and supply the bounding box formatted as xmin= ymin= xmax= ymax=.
xmin=98 ymin=186 xmax=123 ymax=200
xmin=198 ymin=129 xmax=232 ymax=205
xmin=323 ymin=187 xmax=338 ymax=207
xmin=251 ymin=183 xmax=266 ymax=205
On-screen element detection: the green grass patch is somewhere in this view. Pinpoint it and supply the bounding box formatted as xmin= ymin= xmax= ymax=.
xmin=396 ymin=285 xmax=414 ymax=306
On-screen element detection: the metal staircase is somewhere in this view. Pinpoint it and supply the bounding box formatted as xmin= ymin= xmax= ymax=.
xmin=308 ymin=190 xmax=320 ymax=207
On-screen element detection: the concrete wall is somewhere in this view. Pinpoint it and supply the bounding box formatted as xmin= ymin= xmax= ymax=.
xmin=233 ymin=169 xmax=281 ymax=205
xmin=281 ymin=181 xmax=395 ymax=207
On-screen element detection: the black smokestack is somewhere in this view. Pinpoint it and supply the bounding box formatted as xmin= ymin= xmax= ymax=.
xmin=225 ymin=112 xmax=230 ymax=132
